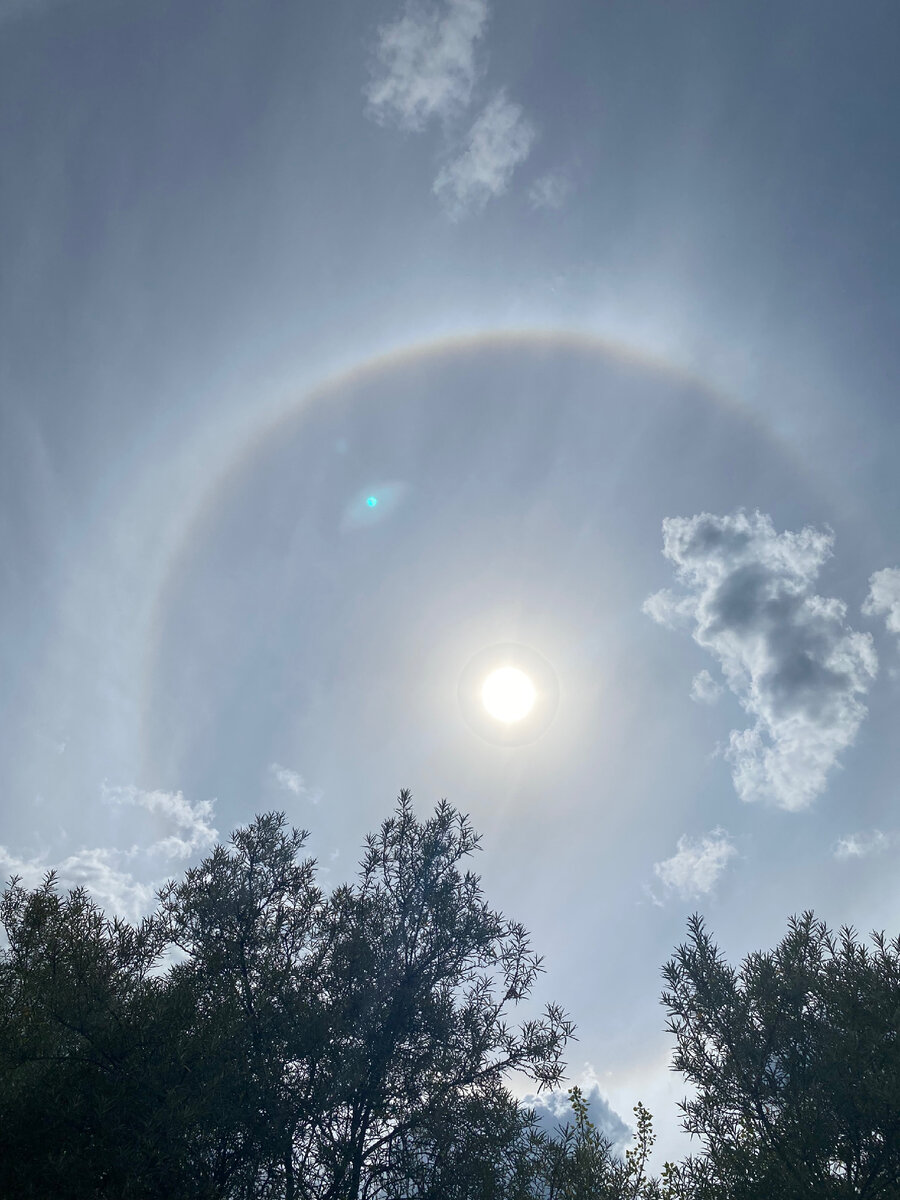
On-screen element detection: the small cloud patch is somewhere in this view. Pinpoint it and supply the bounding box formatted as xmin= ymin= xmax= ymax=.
xmin=833 ymin=829 xmax=893 ymax=860
xmin=270 ymin=763 xmax=321 ymax=804
xmin=690 ymin=669 xmax=724 ymax=705
xmin=102 ymin=784 xmax=218 ymax=858
xmin=365 ymin=0 xmax=535 ymax=217
xmin=528 ymin=170 xmax=572 ymax=211
xmin=653 ymin=829 xmax=736 ymax=900
xmin=365 ymin=0 xmax=489 ymax=131
xmin=433 ymin=91 xmax=536 ymax=219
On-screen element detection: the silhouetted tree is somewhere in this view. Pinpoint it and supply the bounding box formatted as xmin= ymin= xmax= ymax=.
xmin=0 ymin=872 xmax=187 ymax=1197
xmin=11 ymin=798 xmax=898 ymax=1198
xmin=661 ymin=912 xmax=900 ymax=1199
xmin=1 ymin=793 xmax=575 ymax=1198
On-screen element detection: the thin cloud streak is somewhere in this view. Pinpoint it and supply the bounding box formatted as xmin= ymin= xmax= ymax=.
xmin=270 ymin=763 xmax=321 ymax=804
xmin=833 ymin=829 xmax=893 ymax=860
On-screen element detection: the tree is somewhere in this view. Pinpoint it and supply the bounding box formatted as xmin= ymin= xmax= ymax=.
xmin=661 ymin=912 xmax=900 ymax=1199
xmin=0 ymin=872 xmax=181 ymax=1198
xmin=0 ymin=792 xmax=574 ymax=1198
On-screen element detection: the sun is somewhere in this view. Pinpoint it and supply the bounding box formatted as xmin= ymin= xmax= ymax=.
xmin=481 ymin=667 xmax=537 ymax=724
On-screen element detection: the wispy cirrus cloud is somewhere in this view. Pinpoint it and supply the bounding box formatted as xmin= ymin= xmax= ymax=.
xmin=527 ymin=170 xmax=572 ymax=211
xmin=643 ymin=511 xmax=877 ymax=810
xmin=433 ymin=90 xmax=536 ymax=219
xmin=366 ymin=0 xmax=489 ymax=131
xmin=833 ymin=829 xmax=893 ymax=860
xmin=653 ymin=830 xmax=737 ymax=900
xmin=270 ymin=762 xmax=321 ymax=804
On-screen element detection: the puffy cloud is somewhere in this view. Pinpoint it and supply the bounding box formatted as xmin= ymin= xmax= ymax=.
xmin=270 ymin=763 xmax=321 ymax=804
xmin=102 ymin=784 xmax=218 ymax=858
xmin=0 ymin=843 xmax=157 ymax=925
xmin=523 ymin=1079 xmax=632 ymax=1154
xmin=528 ymin=170 xmax=572 ymax=211
xmin=863 ymin=567 xmax=900 ymax=640
xmin=690 ymin=668 xmax=723 ymax=705
xmin=654 ymin=830 xmax=736 ymax=900
xmin=833 ymin=829 xmax=892 ymax=860
xmin=433 ymin=91 xmax=536 ymax=219
xmin=643 ymin=511 xmax=877 ymax=810
xmin=365 ymin=0 xmax=489 ymax=131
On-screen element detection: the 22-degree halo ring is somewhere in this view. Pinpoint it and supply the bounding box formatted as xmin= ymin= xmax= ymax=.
xmin=458 ymin=644 xmax=560 ymax=746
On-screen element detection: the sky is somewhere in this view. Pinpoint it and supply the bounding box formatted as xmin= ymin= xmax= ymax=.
xmin=2 ymin=0 xmax=900 ymax=1168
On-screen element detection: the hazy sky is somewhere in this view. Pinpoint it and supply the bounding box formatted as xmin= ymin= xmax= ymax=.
xmin=2 ymin=0 xmax=900 ymax=1165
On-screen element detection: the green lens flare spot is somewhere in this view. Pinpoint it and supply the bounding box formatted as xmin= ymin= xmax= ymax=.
xmin=366 ymin=496 xmax=378 ymax=507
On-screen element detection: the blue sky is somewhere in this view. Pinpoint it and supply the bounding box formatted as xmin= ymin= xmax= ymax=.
xmin=2 ymin=0 xmax=900 ymax=1165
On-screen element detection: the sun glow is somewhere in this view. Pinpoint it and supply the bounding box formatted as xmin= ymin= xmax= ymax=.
xmin=481 ymin=667 xmax=537 ymax=724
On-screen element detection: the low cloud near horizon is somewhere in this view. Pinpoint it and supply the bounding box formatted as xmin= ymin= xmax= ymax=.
xmin=523 ymin=1078 xmax=632 ymax=1155
xmin=0 ymin=785 xmax=218 ymax=923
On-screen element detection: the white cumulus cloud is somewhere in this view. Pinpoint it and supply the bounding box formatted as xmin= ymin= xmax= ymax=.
xmin=643 ymin=510 xmax=877 ymax=810
xmin=863 ymin=567 xmax=900 ymax=641
xmin=366 ymin=0 xmax=489 ymax=131
xmin=653 ymin=830 xmax=737 ymax=900
xmin=433 ymin=90 xmax=536 ymax=219
xmin=523 ymin=1078 xmax=631 ymax=1154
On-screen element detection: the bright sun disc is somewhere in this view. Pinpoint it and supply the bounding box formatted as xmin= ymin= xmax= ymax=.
xmin=481 ymin=667 xmax=536 ymax=723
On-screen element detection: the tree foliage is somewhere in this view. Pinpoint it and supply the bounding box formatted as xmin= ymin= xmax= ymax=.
xmin=0 ymin=793 xmax=575 ymax=1198
xmin=2 ymin=795 xmax=899 ymax=1199
xmin=661 ymin=912 xmax=900 ymax=1199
